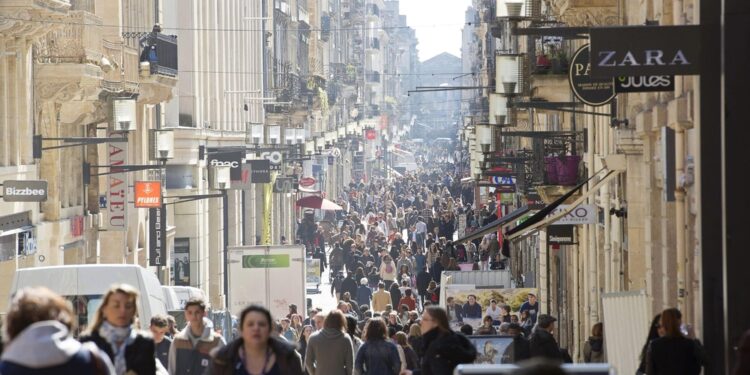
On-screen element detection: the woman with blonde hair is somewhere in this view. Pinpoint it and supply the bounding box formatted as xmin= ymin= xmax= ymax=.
xmin=407 ymin=324 xmax=423 ymax=358
xmin=80 ymin=284 xmax=159 ymax=375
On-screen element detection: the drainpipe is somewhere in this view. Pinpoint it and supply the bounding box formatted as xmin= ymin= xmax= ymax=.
xmin=675 ymin=127 xmax=686 ymax=313
xmin=587 ymin=112 xmax=598 ymax=325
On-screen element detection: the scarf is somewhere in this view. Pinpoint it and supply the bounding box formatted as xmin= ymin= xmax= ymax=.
xmin=99 ymin=321 xmax=136 ymax=375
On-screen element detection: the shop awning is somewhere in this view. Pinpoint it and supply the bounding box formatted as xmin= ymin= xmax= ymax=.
xmin=454 ymin=206 xmax=530 ymax=243
xmin=506 ymin=169 xmax=622 ymax=240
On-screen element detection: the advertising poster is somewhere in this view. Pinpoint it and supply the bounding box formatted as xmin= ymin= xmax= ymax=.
xmin=174 ymin=237 xmax=190 ymax=286
xmin=306 ymin=258 xmax=321 ymax=285
xmin=469 ymin=336 xmax=516 ymax=364
xmin=444 ymin=287 xmax=538 ymax=329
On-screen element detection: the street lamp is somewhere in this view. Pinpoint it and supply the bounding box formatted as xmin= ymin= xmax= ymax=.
xmin=476 ymin=124 xmax=493 ymax=153
xmin=249 ymin=124 xmax=264 ymax=145
xmin=111 ymin=97 xmax=138 ymax=132
xmin=267 ymin=125 xmax=281 ymax=145
xmin=284 ymin=127 xmax=296 ymax=145
xmin=315 ymin=136 xmax=325 ymax=153
xmin=209 ymin=164 xmax=231 ymax=310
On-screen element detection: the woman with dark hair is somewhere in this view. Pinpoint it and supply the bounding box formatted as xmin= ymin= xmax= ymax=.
xmin=80 ymin=284 xmax=157 ymax=375
xmin=389 ymin=282 xmax=402 ymax=310
xmin=400 ymin=306 xmax=477 ymax=375
xmin=583 ymin=323 xmax=605 ymax=363
xmin=355 ymin=318 xmax=401 ymax=375
xmin=297 ymin=325 xmax=313 ymax=363
xmin=636 ymin=314 xmax=662 ymax=374
xmin=209 ymin=305 xmax=304 ymax=375
xmin=345 ymin=315 xmax=363 ymax=355
xmin=645 ymin=308 xmax=704 ymax=375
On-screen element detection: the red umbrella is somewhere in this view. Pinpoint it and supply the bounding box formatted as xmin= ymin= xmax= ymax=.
xmin=296 ymin=195 xmax=344 ymax=211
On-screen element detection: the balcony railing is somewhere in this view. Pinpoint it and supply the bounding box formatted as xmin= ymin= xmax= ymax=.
xmin=35 ymin=11 xmax=103 ymax=64
xmin=140 ymin=32 xmax=178 ymax=77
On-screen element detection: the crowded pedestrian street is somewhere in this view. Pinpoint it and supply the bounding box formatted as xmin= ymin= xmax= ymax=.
xmin=2 ymin=0 xmax=750 ymax=374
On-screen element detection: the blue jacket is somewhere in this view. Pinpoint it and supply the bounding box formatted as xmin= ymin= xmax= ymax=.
xmin=356 ymin=285 xmax=372 ymax=307
xmin=355 ymin=340 xmax=401 ymax=375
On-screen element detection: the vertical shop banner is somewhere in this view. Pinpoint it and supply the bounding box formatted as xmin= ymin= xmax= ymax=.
xmin=173 ymin=237 xmax=190 ymax=286
xmin=149 ymin=206 xmax=166 ymax=266
xmin=106 ymin=141 xmax=128 ymax=231
xmin=262 ymin=173 xmax=275 ymax=245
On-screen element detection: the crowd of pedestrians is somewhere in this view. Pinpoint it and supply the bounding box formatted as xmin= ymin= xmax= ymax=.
xmin=0 ymin=140 xmax=739 ymax=375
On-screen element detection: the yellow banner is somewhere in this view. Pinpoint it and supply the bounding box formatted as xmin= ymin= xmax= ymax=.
xmin=262 ymin=173 xmax=276 ymax=244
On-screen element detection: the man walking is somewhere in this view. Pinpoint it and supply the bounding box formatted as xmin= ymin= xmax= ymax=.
xmin=168 ymin=298 xmax=225 ymax=375
xmin=529 ymin=314 xmax=563 ymax=362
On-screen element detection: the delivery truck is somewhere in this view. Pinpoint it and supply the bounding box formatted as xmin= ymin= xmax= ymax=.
xmin=227 ymin=245 xmax=307 ymax=319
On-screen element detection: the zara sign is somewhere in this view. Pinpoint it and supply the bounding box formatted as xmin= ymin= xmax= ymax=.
xmin=589 ymin=25 xmax=701 ymax=77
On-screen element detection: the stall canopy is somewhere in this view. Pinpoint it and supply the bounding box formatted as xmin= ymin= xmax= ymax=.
xmin=506 ymin=169 xmax=621 ymax=240
xmin=454 ymin=206 xmax=530 ymax=243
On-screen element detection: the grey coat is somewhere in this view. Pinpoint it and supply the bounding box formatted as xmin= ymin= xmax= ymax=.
xmin=305 ymin=328 xmax=354 ymax=375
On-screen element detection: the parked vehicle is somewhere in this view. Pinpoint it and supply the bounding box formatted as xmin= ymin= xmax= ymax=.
xmin=10 ymin=264 xmax=167 ymax=334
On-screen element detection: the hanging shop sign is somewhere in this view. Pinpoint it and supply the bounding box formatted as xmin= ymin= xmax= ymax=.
xmin=365 ymin=129 xmax=377 ymax=140
xmin=149 ymin=206 xmax=166 ymax=266
xmin=106 ymin=141 xmax=128 ymax=231
xmin=547 ymin=225 xmax=575 ymax=245
xmin=569 ymin=44 xmax=616 ymax=106
xmin=134 ymin=181 xmax=162 ymax=208
xmin=589 ymin=25 xmax=701 ymax=77
xmin=525 ymin=192 xmax=546 ymax=210
xmin=259 ymin=151 xmax=283 ymax=171
xmin=273 ymin=177 xmax=297 ymax=193
xmin=548 ymin=204 xmax=597 ymax=225
xmin=208 ymin=149 xmax=244 ymax=181
xmin=300 ymin=177 xmax=316 ymax=187
xmin=248 ymin=160 xmax=271 ymax=183
xmin=614 ymin=75 xmax=675 ymax=93
xmin=2 ymin=180 xmax=48 ymax=202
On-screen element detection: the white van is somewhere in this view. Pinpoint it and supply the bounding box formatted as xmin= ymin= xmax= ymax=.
xmin=166 ymin=285 xmax=207 ymax=310
xmin=10 ymin=264 xmax=167 ymax=334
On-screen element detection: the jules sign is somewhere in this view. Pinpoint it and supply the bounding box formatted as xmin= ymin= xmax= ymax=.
xmin=569 ymin=44 xmax=615 ymax=106
xmin=589 ymin=25 xmax=701 ymax=77
xmin=614 ymin=75 xmax=675 ymax=93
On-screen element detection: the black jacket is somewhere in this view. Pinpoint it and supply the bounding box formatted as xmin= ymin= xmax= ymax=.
xmin=416 ymin=271 xmax=431 ymax=294
xmin=210 ymin=336 xmax=304 ymax=375
xmin=646 ymin=336 xmax=704 ymax=375
xmin=413 ymin=329 xmax=476 ymax=375
xmin=511 ymin=335 xmax=531 ymax=363
xmin=341 ymin=276 xmax=359 ymax=298
xmin=528 ymin=328 xmax=563 ymax=361
xmin=80 ymin=330 xmax=156 ymax=375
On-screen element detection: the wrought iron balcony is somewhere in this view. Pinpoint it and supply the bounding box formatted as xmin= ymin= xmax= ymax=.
xmin=139 ymin=31 xmax=178 ymax=77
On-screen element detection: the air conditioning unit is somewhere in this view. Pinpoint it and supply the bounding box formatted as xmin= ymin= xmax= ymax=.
xmin=149 ymin=129 xmax=174 ymax=160
xmin=111 ymin=98 xmax=137 ymax=132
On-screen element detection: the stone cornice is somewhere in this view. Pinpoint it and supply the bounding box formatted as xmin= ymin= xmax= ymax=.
xmin=548 ymin=0 xmax=619 ymax=26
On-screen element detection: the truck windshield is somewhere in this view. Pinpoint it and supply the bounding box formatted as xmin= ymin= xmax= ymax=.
xmin=65 ymin=294 xmax=103 ymax=336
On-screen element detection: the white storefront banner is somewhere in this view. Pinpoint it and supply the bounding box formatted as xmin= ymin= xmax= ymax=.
xmin=548 ymin=204 xmax=597 ymax=225
xmin=106 ymin=141 xmax=128 ymax=231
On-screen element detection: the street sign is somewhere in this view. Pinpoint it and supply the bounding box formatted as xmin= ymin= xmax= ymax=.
xmin=2 ymin=180 xmax=48 ymax=202
xmin=569 ymin=44 xmax=616 ymax=106
xmin=208 ymin=149 xmax=244 ymax=181
xmin=549 ymin=204 xmax=597 ymax=225
xmin=548 ymin=225 xmax=575 ymax=245
xmin=134 ymin=181 xmax=162 ymax=208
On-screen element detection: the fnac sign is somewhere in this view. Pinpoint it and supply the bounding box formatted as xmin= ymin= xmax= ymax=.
xmin=134 ymin=181 xmax=162 ymax=208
